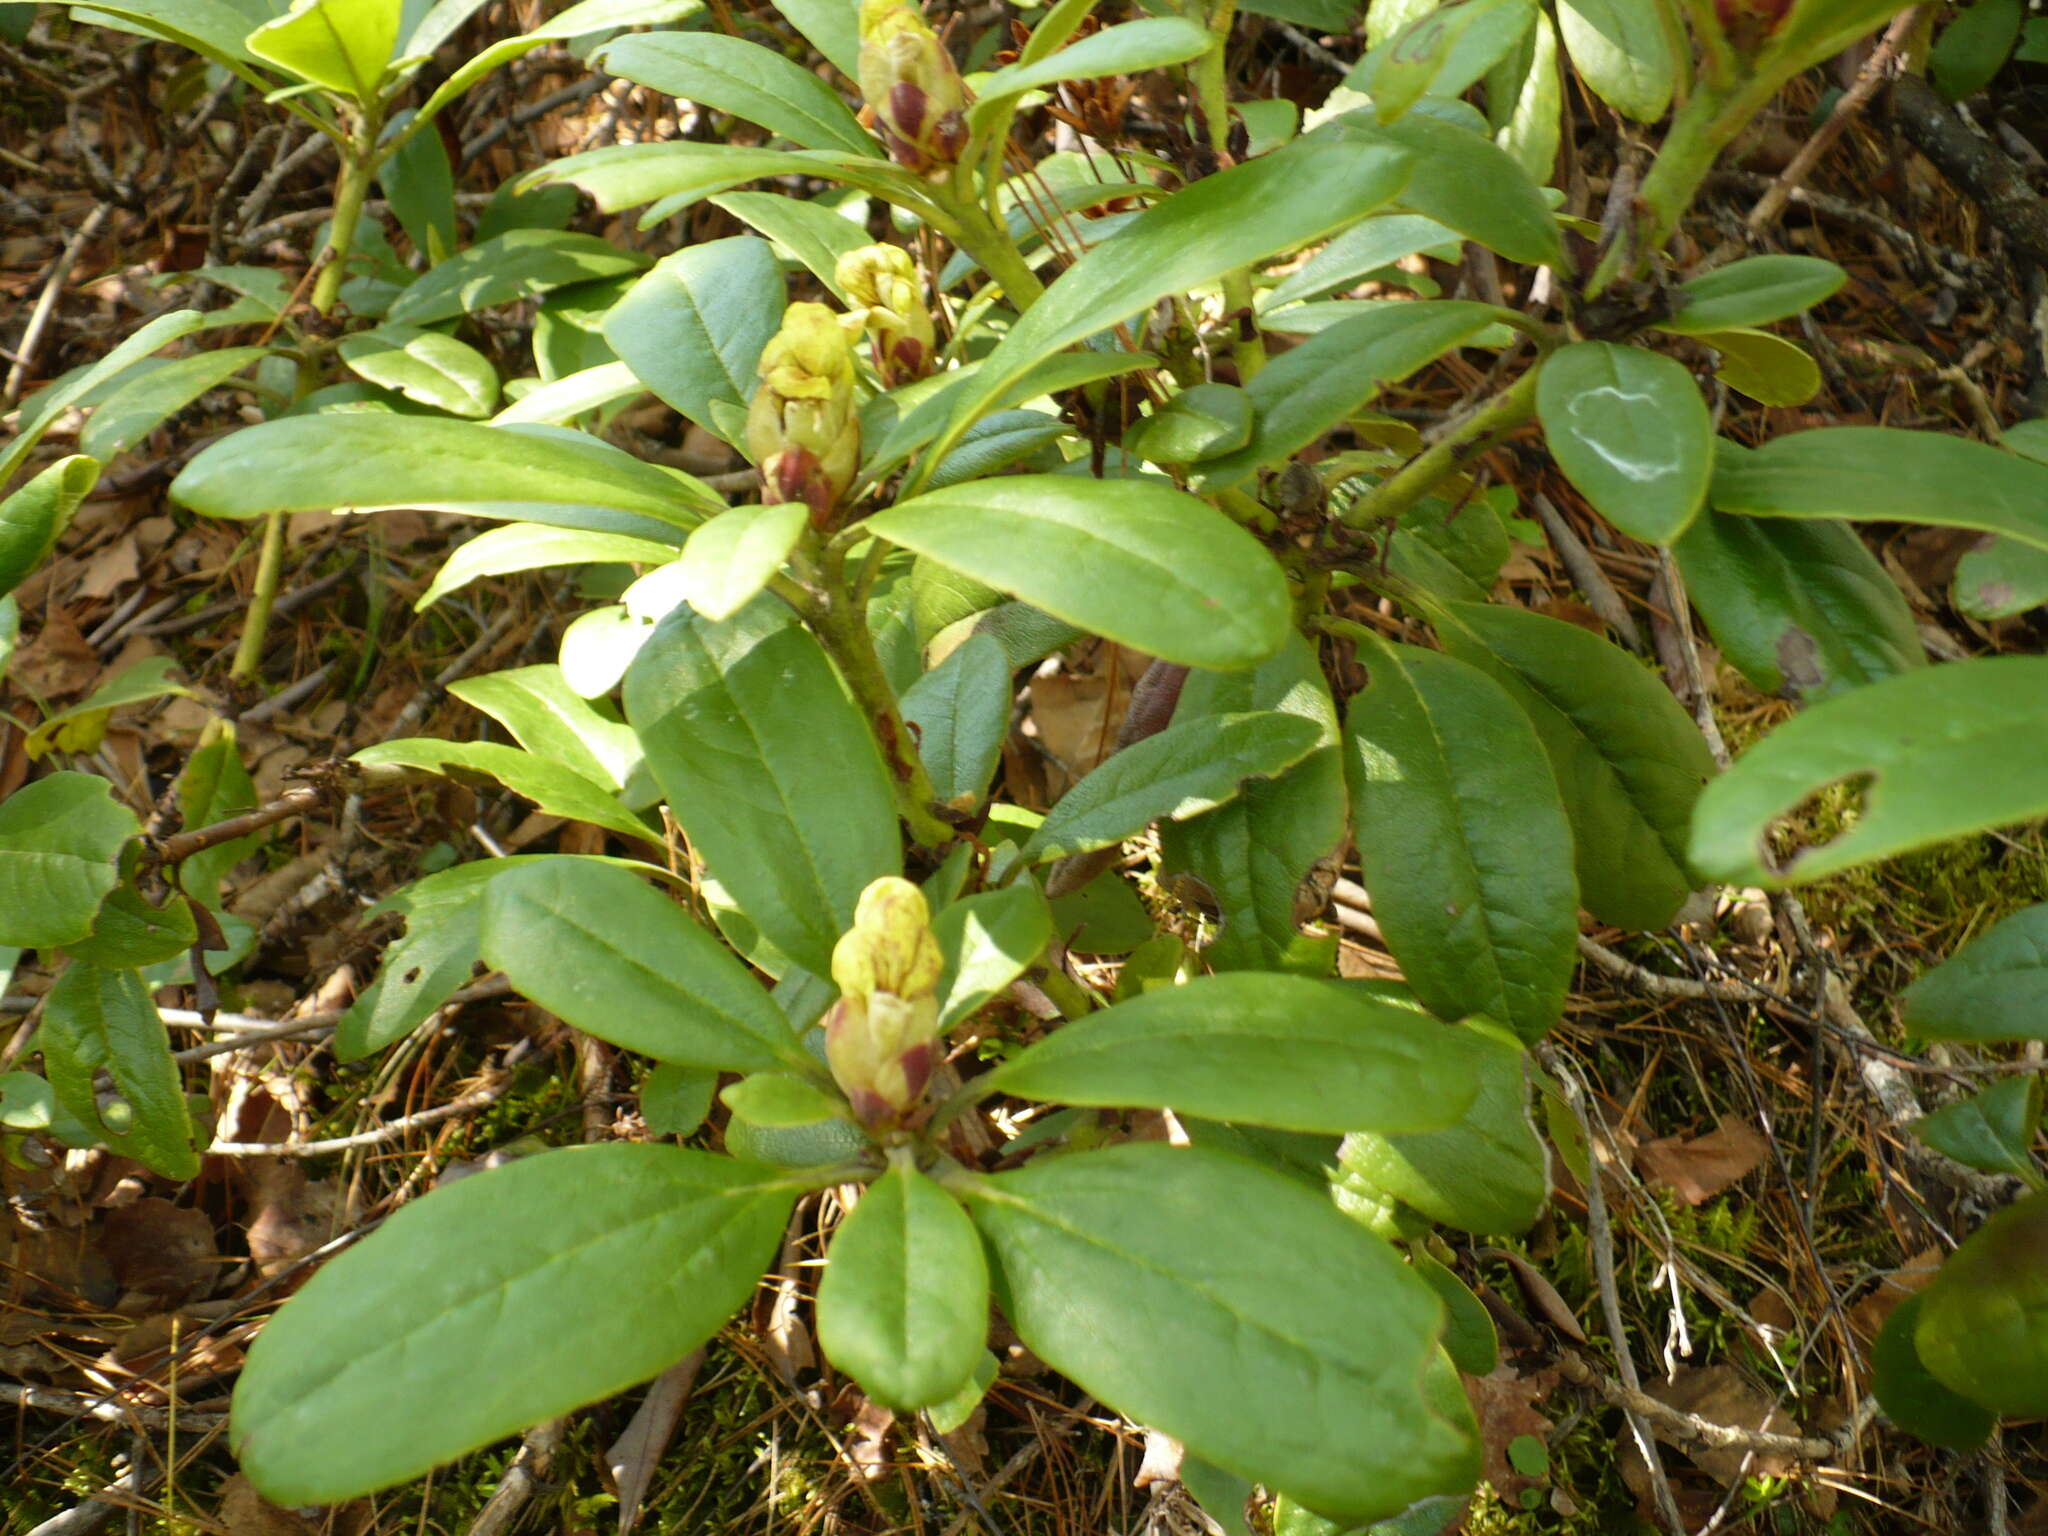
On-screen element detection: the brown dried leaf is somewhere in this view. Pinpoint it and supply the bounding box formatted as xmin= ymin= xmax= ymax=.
xmin=1646 ymin=1363 xmax=1798 ymax=1484
xmin=99 ymin=1197 xmax=218 ymax=1310
xmin=10 ymin=608 xmax=101 ymax=699
xmin=74 ymin=530 xmax=140 ymax=601
xmin=241 ymin=1160 xmax=345 ymax=1278
xmin=1635 ymin=1116 xmax=1769 ymax=1205
xmin=1464 ymin=1363 xmax=1556 ymax=1505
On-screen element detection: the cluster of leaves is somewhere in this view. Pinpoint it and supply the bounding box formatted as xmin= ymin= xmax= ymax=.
xmin=3 ymin=0 xmax=2047 ymax=1529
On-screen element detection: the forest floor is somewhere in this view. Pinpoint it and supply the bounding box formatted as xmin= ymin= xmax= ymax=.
xmin=3 ymin=7 xmax=2047 ymax=1535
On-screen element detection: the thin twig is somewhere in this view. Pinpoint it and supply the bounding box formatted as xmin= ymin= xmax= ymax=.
xmin=1531 ymin=492 xmax=1645 ymax=652
xmin=205 ymin=1078 xmax=510 ymax=1157
xmin=1551 ymin=1352 xmax=1856 ymax=1462
xmin=1578 ymin=934 xmax=1752 ymax=1001
xmin=0 ymin=1384 xmax=226 ymax=1432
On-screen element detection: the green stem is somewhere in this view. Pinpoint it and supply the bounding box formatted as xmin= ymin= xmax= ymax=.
xmin=807 ymin=574 xmax=956 ymax=848
xmin=945 ymin=197 xmax=1047 ymax=311
xmin=311 ymin=140 xmax=377 ymax=316
xmin=229 ymin=512 xmax=288 ymax=683
xmin=1338 ymin=366 xmax=1541 ymax=531
xmin=1193 ymin=0 xmax=1264 ymax=380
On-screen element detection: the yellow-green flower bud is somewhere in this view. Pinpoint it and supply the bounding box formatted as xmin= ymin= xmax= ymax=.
xmin=824 ymin=876 xmax=947 ymax=1125
xmin=857 ymin=0 xmax=969 ymax=181
xmin=745 ymin=302 xmax=860 ymax=525
xmin=836 ymin=244 xmax=936 ymax=385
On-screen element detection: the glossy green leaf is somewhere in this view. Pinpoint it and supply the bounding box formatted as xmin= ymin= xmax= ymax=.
xmin=558 ymin=604 xmax=648 ymax=697
xmin=245 ymin=0 xmax=399 ymax=98
xmin=385 ymin=231 xmax=648 ymax=327
xmin=1537 ymin=341 xmax=1710 ymax=544
xmin=41 ymin=962 xmax=196 ymax=1180
xmin=450 ymin=665 xmax=641 ymax=795
xmin=721 ymin=1073 xmax=845 ymax=1127
xmin=1334 ymin=1020 xmax=1547 ymax=1234
xmin=967 ymin=1143 xmax=1478 ymax=1524
xmin=1345 ymin=636 xmax=1576 ymax=1043
xmin=901 ymin=632 xmax=1012 ymax=810
xmin=24 ymin=655 xmax=195 ymax=760
xmin=420 ymin=524 xmax=678 ymax=611
xmin=378 ymin=108 xmax=457 ymax=264
xmin=710 ymin=190 xmax=872 ymax=301
xmin=31 ymin=0 xmax=274 ymax=66
xmin=641 ymin=1061 xmax=717 ymax=1136
xmin=360 ymin=728 xmax=654 ymax=836
xmin=1023 ymin=711 xmax=1322 ymax=864
xmin=623 ymin=598 xmax=899 ymax=976
xmin=1157 ymin=635 xmax=1348 ymax=975
xmin=1872 ymin=1292 xmax=1995 ymax=1452
xmin=1441 ymin=602 xmax=1715 ymax=931
xmin=925 ymin=131 xmax=1414 ymax=469
xmin=80 ymin=346 xmax=267 ymax=461
xmin=870 ymin=351 xmax=1152 ymax=484
xmin=493 ymin=362 xmax=647 ymax=427
xmin=1954 ymin=533 xmax=2048 ymax=620
xmin=967 ymin=17 xmax=1215 ymax=133
xmin=337 ymin=325 xmax=498 ymax=417
xmin=1332 ymin=111 xmax=1562 ymax=268
xmin=172 ymin=416 xmax=714 ymax=539
xmin=0 ymin=772 xmax=140 ymax=949
xmin=2 ymin=309 xmax=203 ymax=490
xmin=1915 ymin=1191 xmax=2048 ymax=1415
xmin=1700 ymin=326 xmax=1820 ymax=407
xmin=479 ymin=859 xmax=805 ymax=1071
xmin=1711 ymin=427 xmax=2048 ymax=553
xmin=1263 ymin=214 xmax=1461 ymax=312
xmin=1912 ymin=1078 xmax=2041 ymax=1179
xmin=926 ymin=1351 xmax=997 ymax=1435
xmin=67 ymin=880 xmax=198 ymax=968
xmin=673 ymin=502 xmax=806 ymax=622
xmin=1673 ymin=511 xmax=1922 ymax=702
xmin=1125 ymin=384 xmax=1252 ymax=465
xmin=172 ymin=725 xmax=258 ymax=911
xmin=985 ymin=972 xmax=1482 ymax=1134
xmin=868 ymin=477 xmax=1292 ymax=671
xmin=1487 ymin=7 xmax=1560 ymax=184
xmin=934 ymin=881 xmax=1051 ymax=1028
xmin=1689 ymin=656 xmax=2048 ymax=886
xmin=1902 ymin=902 xmax=2048 ymax=1042
xmin=818 ymin=1163 xmax=990 ymax=1411
xmin=598 ymin=32 xmax=876 ymax=154
xmin=1347 ymin=0 xmax=1535 ymax=123
xmin=1193 ymin=301 xmax=1501 ymax=491
xmin=1411 ymin=1253 xmax=1498 ymax=1376
xmin=1932 ymin=0 xmax=2022 ymax=100
xmin=524 ymin=141 xmax=922 ymax=223
xmin=231 ymin=1143 xmax=795 ymax=1503
xmin=1555 ymin=0 xmax=1674 ymax=121
xmin=602 ymin=237 xmax=785 ymax=443
xmin=0 ymin=455 xmax=98 ymax=600
xmin=1658 ymin=255 xmax=1848 ymax=336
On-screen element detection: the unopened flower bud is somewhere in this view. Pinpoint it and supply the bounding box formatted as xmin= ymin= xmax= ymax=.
xmin=746 ymin=302 xmax=860 ymax=526
xmin=824 ymin=876 xmax=947 ymax=1125
xmin=858 ymin=0 xmax=970 ymax=181
xmin=837 ymin=244 xmax=936 ymax=385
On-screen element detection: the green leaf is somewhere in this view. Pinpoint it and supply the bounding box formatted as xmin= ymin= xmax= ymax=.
xmin=1192 ymin=301 xmax=1502 ymax=491
xmin=1915 ymin=1191 xmax=2048 ymax=1415
xmin=721 ymin=1073 xmax=846 ymax=1127
xmin=985 ymin=972 xmax=1483 ymax=1134
xmin=1 ymin=309 xmax=204 ymax=491
xmin=1440 ymin=602 xmax=1715 ymax=931
xmin=601 ymin=236 xmax=786 ymax=443
xmin=1657 ymin=255 xmax=1847 ymax=336
xmin=419 ymin=524 xmax=677 ymax=610
xmin=1263 ymin=213 xmax=1460 ymax=312
xmin=337 ymin=325 xmax=498 ymax=417
xmin=1333 ymin=1020 xmax=1548 ymax=1234
xmin=1711 ymin=427 xmax=2048 ymax=554
xmin=67 ymin=879 xmax=198 ymax=968
xmin=817 ymin=1163 xmax=989 ymax=1411
xmin=1555 ymin=0 xmax=1675 ymax=121
xmin=1536 ymin=341 xmax=1709 ymax=544
xmin=0 ymin=455 xmax=99 ymax=600
xmin=478 ymin=859 xmax=803 ymax=1071
xmin=868 ymin=477 xmax=1292 ymax=671
xmin=623 ymin=597 xmax=899 ymax=976
xmin=379 ymin=107 xmax=458 ymax=264
xmin=934 ymin=882 xmax=1051 ymax=1028
xmin=80 ymin=346 xmax=267 ymax=461
xmin=1158 ymin=636 xmax=1347 ymax=976
xmin=1872 ymin=1292 xmax=1995 ymax=1452
xmin=641 ymin=1061 xmax=717 ymax=1136
xmin=1124 ymin=384 xmax=1253 ymax=465
xmin=1346 ymin=0 xmax=1536 ymax=123
xmin=1697 ymin=327 xmax=1820 ymax=408
xmin=524 ymin=142 xmax=924 ymax=223
xmin=1487 ymin=8 xmax=1561 ymax=184
xmin=25 ymin=655 xmax=195 ymax=760
xmin=1345 ymin=636 xmax=1576 ymax=1043
xmin=925 ymin=130 xmax=1414 ymax=469
xmin=1024 ymin=712 xmax=1322 ymax=864
xmin=41 ymin=962 xmax=197 ymax=1180
xmin=173 ymin=725 xmax=258 ymax=910
xmin=231 ymin=1143 xmax=795 ymax=1504
xmin=926 ymin=1351 xmax=997 ymax=1435
xmin=355 ymin=737 xmax=653 ymax=844
xmin=673 ymin=503 xmax=807 ymax=622
xmin=966 ymin=18 xmax=1215 ymax=134
xmin=245 ymin=0 xmax=399 ymax=98
xmin=385 ymin=231 xmax=649 ymax=327
xmin=1953 ymin=533 xmax=2048 ymax=620
xmin=772 ymin=0 xmax=857 ymax=75
xmin=1332 ymin=111 xmax=1562 ymax=268
xmin=494 ymin=362 xmax=647 ymax=427
xmin=1676 ymin=511 xmax=1924 ymax=703
xmin=1901 ymin=902 xmax=2048 ymax=1043
xmin=1932 ymin=0 xmax=2022 ymax=100
xmin=171 ymin=416 xmax=714 ymax=539
xmin=1912 ymin=1078 xmax=2042 ymax=1179
xmin=710 ymin=191 xmax=872 ymax=302
xmin=871 ymin=351 xmax=1154 ymax=485
xmin=1410 ymin=1254 xmax=1498 ymax=1376
xmin=1688 ymin=656 xmax=2048 ymax=887
xmin=0 ymin=772 xmax=140 ymax=949
xmin=450 ymin=665 xmax=641 ymax=795
xmin=29 ymin=0 xmax=273 ymax=67
xmin=901 ymin=633 xmax=1012 ymax=811
xmin=966 ymin=1143 xmax=1478 ymax=1525
xmin=598 ymin=32 xmax=876 ymax=154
